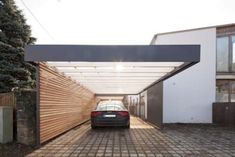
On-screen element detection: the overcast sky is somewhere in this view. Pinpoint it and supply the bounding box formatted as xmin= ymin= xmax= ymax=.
xmin=15 ymin=0 xmax=235 ymax=45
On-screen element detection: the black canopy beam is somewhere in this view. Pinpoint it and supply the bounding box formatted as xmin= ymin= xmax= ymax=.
xmin=25 ymin=45 xmax=200 ymax=62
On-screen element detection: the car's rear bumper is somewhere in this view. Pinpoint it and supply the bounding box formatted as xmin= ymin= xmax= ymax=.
xmin=91 ymin=117 xmax=129 ymax=127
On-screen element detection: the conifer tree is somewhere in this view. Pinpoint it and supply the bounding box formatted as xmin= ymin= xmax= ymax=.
xmin=0 ymin=0 xmax=36 ymax=93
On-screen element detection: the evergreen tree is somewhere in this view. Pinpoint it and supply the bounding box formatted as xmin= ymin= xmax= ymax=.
xmin=0 ymin=0 xmax=36 ymax=93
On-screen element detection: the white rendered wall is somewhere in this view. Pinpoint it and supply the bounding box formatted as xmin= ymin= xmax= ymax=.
xmin=153 ymin=28 xmax=216 ymax=123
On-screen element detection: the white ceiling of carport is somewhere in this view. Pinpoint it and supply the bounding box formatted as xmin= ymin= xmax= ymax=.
xmin=47 ymin=62 xmax=184 ymax=94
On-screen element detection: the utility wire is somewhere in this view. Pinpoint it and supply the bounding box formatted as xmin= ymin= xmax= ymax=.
xmin=19 ymin=0 xmax=55 ymax=41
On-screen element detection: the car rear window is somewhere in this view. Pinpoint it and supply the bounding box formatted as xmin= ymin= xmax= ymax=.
xmin=96 ymin=101 xmax=126 ymax=111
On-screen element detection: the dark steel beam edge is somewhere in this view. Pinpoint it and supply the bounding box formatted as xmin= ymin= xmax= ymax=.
xmin=25 ymin=45 xmax=200 ymax=62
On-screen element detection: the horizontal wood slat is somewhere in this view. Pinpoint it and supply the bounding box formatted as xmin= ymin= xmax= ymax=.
xmin=39 ymin=63 xmax=97 ymax=143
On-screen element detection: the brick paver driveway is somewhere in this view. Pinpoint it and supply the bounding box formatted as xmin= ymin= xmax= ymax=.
xmin=27 ymin=117 xmax=235 ymax=157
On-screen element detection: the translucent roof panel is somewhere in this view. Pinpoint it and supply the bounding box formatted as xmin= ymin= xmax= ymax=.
xmin=25 ymin=45 xmax=200 ymax=94
xmin=47 ymin=62 xmax=185 ymax=94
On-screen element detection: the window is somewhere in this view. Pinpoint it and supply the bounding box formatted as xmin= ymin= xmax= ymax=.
xmin=216 ymin=37 xmax=229 ymax=72
xmin=216 ymin=80 xmax=229 ymax=102
xmin=96 ymin=101 xmax=126 ymax=111
xmin=216 ymin=35 xmax=235 ymax=72
xmin=231 ymin=81 xmax=235 ymax=102
xmin=216 ymin=80 xmax=235 ymax=102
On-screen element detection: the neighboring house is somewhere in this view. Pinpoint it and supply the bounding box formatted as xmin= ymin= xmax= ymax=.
xmin=130 ymin=23 xmax=235 ymax=126
xmin=154 ymin=23 xmax=235 ymax=124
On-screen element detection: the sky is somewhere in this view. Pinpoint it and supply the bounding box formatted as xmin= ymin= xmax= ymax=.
xmin=15 ymin=0 xmax=235 ymax=45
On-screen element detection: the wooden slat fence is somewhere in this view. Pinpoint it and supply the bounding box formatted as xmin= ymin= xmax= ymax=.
xmin=39 ymin=63 xmax=97 ymax=143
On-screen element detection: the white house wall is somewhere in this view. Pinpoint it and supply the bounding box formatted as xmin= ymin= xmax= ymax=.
xmin=153 ymin=28 xmax=216 ymax=123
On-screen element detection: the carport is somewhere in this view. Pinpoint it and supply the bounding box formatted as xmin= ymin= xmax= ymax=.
xmin=25 ymin=45 xmax=200 ymax=145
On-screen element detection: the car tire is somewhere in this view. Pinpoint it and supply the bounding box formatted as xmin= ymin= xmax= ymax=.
xmin=125 ymin=124 xmax=130 ymax=129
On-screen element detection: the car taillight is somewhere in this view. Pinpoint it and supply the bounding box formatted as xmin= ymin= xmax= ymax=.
xmin=91 ymin=111 xmax=102 ymax=117
xmin=118 ymin=111 xmax=129 ymax=117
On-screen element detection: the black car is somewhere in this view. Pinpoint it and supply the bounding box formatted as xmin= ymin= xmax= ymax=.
xmin=90 ymin=101 xmax=130 ymax=129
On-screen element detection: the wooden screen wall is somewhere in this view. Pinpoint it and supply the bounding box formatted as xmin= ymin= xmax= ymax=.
xmin=39 ymin=63 xmax=97 ymax=143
